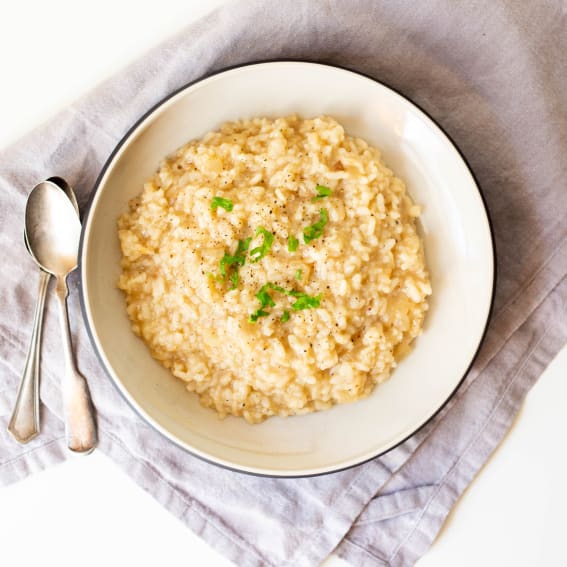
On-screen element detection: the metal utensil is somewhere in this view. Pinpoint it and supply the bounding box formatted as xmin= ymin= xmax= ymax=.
xmin=8 ymin=179 xmax=80 ymax=444
xmin=7 ymin=264 xmax=50 ymax=443
xmin=45 ymin=176 xmax=80 ymax=214
xmin=24 ymin=180 xmax=97 ymax=454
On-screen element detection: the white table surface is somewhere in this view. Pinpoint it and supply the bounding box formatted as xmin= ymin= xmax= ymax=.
xmin=1 ymin=2 xmax=566 ymax=566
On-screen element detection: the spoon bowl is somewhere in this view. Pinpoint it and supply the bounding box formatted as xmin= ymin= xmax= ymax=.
xmin=24 ymin=178 xmax=79 ymax=259
xmin=25 ymin=182 xmax=81 ymax=277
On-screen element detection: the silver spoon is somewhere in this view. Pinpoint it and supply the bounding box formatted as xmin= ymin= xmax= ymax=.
xmin=24 ymin=180 xmax=97 ymax=454
xmin=8 ymin=178 xmax=80 ymax=444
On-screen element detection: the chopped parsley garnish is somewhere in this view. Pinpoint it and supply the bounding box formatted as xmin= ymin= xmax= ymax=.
xmin=249 ymin=284 xmax=277 ymax=322
xmin=219 ymin=239 xmax=249 ymax=276
xmin=255 ymin=284 xmax=276 ymax=308
xmin=219 ymin=252 xmax=242 ymax=277
xmin=219 ymin=237 xmax=251 ymax=289
xmin=249 ymin=309 xmax=270 ymax=322
xmin=303 ymin=208 xmax=328 ymax=244
xmin=312 ymin=184 xmax=332 ymax=201
xmin=249 ymin=227 xmax=274 ymax=263
xmin=288 ymin=291 xmax=322 ymax=311
xmin=236 ymin=237 xmax=252 ymax=256
xmin=287 ymin=235 xmax=299 ymax=252
xmin=211 ymin=196 xmax=234 ymax=212
xmin=249 ymin=281 xmax=322 ymax=321
xmin=229 ymin=270 xmax=239 ymax=290
xmin=266 ymin=282 xmax=287 ymax=294
xmin=214 ymin=191 xmax=331 ymax=304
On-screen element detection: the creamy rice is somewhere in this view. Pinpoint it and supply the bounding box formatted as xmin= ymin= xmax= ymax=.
xmin=117 ymin=115 xmax=431 ymax=423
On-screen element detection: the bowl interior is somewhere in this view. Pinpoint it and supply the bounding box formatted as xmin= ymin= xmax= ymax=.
xmin=81 ymin=62 xmax=493 ymax=476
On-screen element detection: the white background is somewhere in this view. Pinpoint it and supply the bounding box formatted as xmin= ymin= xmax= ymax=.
xmin=1 ymin=2 xmax=566 ymax=566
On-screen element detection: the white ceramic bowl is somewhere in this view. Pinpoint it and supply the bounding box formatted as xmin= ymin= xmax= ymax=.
xmin=80 ymin=61 xmax=494 ymax=476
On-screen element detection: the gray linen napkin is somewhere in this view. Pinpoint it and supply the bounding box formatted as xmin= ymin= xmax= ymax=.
xmin=1 ymin=1 xmax=566 ymax=565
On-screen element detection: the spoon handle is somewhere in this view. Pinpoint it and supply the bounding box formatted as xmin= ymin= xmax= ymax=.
xmin=55 ymin=276 xmax=97 ymax=454
xmin=7 ymin=270 xmax=50 ymax=443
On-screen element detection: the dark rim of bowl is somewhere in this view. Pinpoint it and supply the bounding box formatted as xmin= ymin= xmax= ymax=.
xmin=78 ymin=59 xmax=497 ymax=478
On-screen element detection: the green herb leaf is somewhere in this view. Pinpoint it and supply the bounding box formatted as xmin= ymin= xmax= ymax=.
xmin=249 ymin=227 xmax=274 ymax=263
xmin=219 ymin=237 xmax=252 ymax=288
xmin=294 ymin=269 xmax=302 ymax=281
xmin=287 ymin=235 xmax=299 ymax=252
xmin=219 ymin=251 xmax=245 ymax=276
xmin=211 ymin=196 xmax=234 ymax=212
xmin=235 ymin=236 xmax=252 ymax=255
xmin=311 ymin=184 xmax=332 ymax=201
xmin=251 ymin=282 xmax=323 ymax=319
xmin=219 ymin=254 xmax=229 ymax=277
xmin=229 ymin=270 xmax=239 ymax=290
xmin=266 ymin=282 xmax=287 ymax=294
xmin=290 ymin=292 xmax=322 ymax=311
xmin=255 ymin=284 xmax=276 ymax=308
xmin=249 ymin=283 xmax=283 ymax=322
xmin=249 ymin=309 xmax=270 ymax=323
xmin=303 ymin=208 xmax=328 ymax=244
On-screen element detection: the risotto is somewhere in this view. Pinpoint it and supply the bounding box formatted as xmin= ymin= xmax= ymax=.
xmin=117 ymin=115 xmax=432 ymax=423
